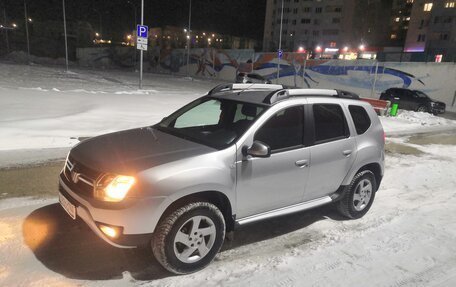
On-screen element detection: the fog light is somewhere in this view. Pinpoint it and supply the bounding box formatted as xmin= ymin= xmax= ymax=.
xmin=99 ymin=224 xmax=120 ymax=238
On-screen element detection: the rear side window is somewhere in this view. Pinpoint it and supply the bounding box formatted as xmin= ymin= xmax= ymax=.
xmin=313 ymin=104 xmax=349 ymax=143
xmin=349 ymin=105 xmax=371 ymax=135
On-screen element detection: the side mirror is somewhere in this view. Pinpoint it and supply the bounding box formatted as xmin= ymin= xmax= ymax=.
xmin=245 ymin=141 xmax=271 ymax=158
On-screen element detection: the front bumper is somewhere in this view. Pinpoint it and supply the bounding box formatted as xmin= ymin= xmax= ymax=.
xmin=430 ymin=107 xmax=445 ymax=114
xmin=58 ymin=175 xmax=161 ymax=248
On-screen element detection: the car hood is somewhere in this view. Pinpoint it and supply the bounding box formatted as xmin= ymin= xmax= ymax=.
xmin=70 ymin=127 xmax=216 ymax=174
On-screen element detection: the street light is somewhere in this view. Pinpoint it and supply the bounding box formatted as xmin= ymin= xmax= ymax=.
xmin=24 ymin=0 xmax=31 ymax=63
xmin=62 ymin=0 xmax=69 ymax=72
xmin=95 ymin=32 xmax=100 ymax=37
xmin=359 ymin=44 xmax=365 ymax=51
xmin=12 ymin=23 xmax=17 ymax=28
xmin=277 ymin=0 xmax=284 ymax=83
xmin=186 ymin=0 xmax=192 ymax=78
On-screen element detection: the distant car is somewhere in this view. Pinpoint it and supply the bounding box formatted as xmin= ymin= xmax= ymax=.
xmin=380 ymin=88 xmax=445 ymax=114
xmin=235 ymin=72 xmax=272 ymax=84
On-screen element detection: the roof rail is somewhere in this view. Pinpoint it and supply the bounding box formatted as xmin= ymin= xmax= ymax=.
xmin=208 ymin=83 xmax=284 ymax=95
xmin=265 ymin=88 xmax=360 ymax=104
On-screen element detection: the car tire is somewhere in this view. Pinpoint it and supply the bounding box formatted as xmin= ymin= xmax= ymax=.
xmin=337 ymin=170 xmax=377 ymax=219
xmin=152 ymin=202 xmax=226 ymax=274
xmin=416 ymin=106 xmax=428 ymax=113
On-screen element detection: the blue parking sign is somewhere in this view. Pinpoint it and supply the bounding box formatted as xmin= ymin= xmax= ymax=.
xmin=137 ymin=25 xmax=148 ymax=38
xmin=278 ymin=49 xmax=283 ymax=59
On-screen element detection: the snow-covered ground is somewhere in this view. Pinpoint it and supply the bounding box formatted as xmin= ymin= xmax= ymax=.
xmin=1 ymin=63 xmax=456 ymax=286
xmin=1 ymin=63 xmax=455 ymax=155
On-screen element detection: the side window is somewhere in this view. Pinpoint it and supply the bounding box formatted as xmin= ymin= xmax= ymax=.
xmin=254 ymin=106 xmax=304 ymax=151
xmin=313 ymin=104 xmax=349 ymax=143
xmin=349 ymin=105 xmax=371 ymax=135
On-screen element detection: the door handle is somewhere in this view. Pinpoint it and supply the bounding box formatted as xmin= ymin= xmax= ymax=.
xmin=295 ymin=159 xmax=309 ymax=168
xmin=343 ymin=150 xmax=352 ymax=156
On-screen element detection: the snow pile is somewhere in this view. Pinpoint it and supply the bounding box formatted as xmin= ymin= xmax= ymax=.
xmin=380 ymin=110 xmax=456 ymax=135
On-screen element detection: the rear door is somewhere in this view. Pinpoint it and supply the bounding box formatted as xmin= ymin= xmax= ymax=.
xmin=303 ymin=101 xmax=357 ymax=201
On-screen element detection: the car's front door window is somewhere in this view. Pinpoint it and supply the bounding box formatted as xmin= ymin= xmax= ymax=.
xmin=254 ymin=105 xmax=304 ymax=152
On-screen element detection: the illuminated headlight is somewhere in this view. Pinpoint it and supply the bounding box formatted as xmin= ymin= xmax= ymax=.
xmin=94 ymin=174 xmax=136 ymax=202
xmin=98 ymin=224 xmax=121 ymax=238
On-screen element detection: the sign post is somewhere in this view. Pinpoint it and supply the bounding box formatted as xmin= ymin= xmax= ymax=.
xmin=137 ymin=0 xmax=147 ymax=89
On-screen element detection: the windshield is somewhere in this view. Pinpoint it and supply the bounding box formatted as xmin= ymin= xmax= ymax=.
xmin=157 ymin=97 xmax=267 ymax=149
xmin=415 ymin=91 xmax=430 ymax=99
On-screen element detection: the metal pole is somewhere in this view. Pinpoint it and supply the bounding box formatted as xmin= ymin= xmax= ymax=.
xmin=24 ymin=0 xmax=30 ymax=63
xmin=139 ymin=0 xmax=144 ymax=89
xmin=277 ymin=0 xmax=284 ymax=83
xmin=3 ymin=9 xmax=10 ymax=54
xmin=62 ymin=0 xmax=69 ymax=72
xmin=186 ymin=0 xmax=192 ymax=77
xmin=371 ymin=61 xmax=379 ymax=98
xmin=212 ymin=48 xmax=215 ymax=75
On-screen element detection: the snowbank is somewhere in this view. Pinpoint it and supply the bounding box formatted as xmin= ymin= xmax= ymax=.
xmin=380 ymin=110 xmax=456 ymax=135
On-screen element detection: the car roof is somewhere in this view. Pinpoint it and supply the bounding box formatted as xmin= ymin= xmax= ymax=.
xmin=208 ymin=84 xmax=360 ymax=106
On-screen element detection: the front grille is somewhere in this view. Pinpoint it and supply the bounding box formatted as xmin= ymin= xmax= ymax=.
xmin=63 ymin=155 xmax=102 ymax=197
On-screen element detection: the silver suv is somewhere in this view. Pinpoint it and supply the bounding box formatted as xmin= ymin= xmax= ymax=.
xmin=58 ymin=84 xmax=385 ymax=274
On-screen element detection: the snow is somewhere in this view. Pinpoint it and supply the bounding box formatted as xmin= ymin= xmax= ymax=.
xmin=1 ymin=63 xmax=455 ymax=154
xmin=1 ymin=63 xmax=456 ymax=286
xmin=380 ymin=110 xmax=456 ymax=135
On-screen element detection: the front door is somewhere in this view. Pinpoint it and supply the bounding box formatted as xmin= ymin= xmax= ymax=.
xmin=236 ymin=105 xmax=310 ymax=218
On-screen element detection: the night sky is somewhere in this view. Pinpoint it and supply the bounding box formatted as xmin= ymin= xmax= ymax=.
xmin=2 ymin=0 xmax=267 ymax=40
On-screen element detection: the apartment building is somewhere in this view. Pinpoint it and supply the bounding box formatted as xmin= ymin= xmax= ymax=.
xmin=404 ymin=0 xmax=456 ymax=60
xmin=262 ymin=0 xmax=356 ymax=53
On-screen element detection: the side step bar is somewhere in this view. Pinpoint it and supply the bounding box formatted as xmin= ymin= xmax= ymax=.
xmin=236 ymin=196 xmax=333 ymax=226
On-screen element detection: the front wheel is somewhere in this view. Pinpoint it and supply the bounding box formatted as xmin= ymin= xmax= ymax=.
xmin=337 ymin=170 xmax=377 ymax=219
xmin=152 ymin=202 xmax=226 ymax=274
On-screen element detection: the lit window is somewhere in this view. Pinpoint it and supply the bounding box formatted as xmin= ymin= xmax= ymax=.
xmin=391 ymin=34 xmax=397 ymax=39
xmin=445 ymin=2 xmax=455 ymax=8
xmin=395 ymin=17 xmax=400 ymax=22
xmin=424 ymin=3 xmax=433 ymax=11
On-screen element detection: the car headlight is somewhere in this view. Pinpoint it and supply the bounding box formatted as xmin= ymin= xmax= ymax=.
xmin=94 ymin=174 xmax=136 ymax=202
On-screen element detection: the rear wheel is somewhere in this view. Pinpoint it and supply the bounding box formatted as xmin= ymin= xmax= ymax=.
xmin=152 ymin=202 xmax=225 ymax=274
xmin=417 ymin=105 xmax=428 ymax=113
xmin=337 ymin=170 xmax=377 ymax=219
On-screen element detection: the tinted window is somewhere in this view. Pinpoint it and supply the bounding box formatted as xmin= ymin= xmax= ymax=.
xmin=313 ymin=104 xmax=349 ymax=143
xmin=255 ymin=106 xmax=304 ymax=151
xmin=349 ymin=105 xmax=371 ymax=134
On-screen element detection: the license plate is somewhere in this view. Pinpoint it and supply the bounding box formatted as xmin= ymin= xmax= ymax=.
xmin=59 ymin=192 xmax=76 ymax=220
